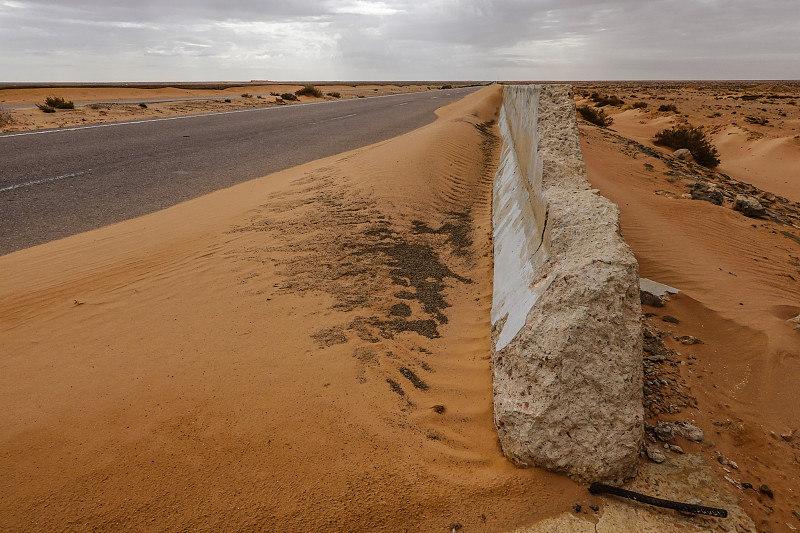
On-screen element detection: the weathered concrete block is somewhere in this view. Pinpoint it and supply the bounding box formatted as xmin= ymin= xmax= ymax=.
xmin=491 ymin=85 xmax=643 ymax=484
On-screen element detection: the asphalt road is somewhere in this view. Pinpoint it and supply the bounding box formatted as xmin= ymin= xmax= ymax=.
xmin=0 ymin=86 xmax=480 ymax=255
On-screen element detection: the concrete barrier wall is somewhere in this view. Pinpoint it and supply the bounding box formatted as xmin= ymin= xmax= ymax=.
xmin=491 ymin=84 xmax=643 ymax=484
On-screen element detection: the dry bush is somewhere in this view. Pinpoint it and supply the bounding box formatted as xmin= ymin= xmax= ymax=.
xmin=653 ymin=125 xmax=720 ymax=168
xmin=577 ymin=105 xmax=613 ymax=127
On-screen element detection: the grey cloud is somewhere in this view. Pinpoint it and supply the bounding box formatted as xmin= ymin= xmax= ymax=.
xmin=1 ymin=0 xmax=797 ymax=81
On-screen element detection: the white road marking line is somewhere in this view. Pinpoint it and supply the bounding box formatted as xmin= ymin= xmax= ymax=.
xmin=329 ymin=113 xmax=357 ymax=120
xmin=0 ymin=170 xmax=90 ymax=193
xmin=0 ymin=88 xmax=471 ymax=139
xmin=394 ymin=102 xmax=409 ymax=106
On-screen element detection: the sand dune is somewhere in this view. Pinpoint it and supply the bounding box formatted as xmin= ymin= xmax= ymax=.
xmin=0 ymin=85 xmax=581 ymax=532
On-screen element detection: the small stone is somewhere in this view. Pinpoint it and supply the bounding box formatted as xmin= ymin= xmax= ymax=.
xmin=759 ymin=484 xmax=774 ymax=499
xmin=646 ymin=444 xmax=666 ymax=463
xmin=588 ymin=502 xmax=599 ymax=512
xmin=793 ymin=509 xmax=800 ymax=521
xmin=655 ymin=421 xmax=676 ymax=442
xmin=662 ymin=315 xmax=680 ymax=323
xmin=674 ymin=148 xmax=693 ymax=161
xmin=742 ymin=482 xmax=753 ymax=489
xmin=733 ymin=195 xmax=767 ymax=218
xmin=573 ymin=504 xmax=582 ymax=513
xmin=675 ymin=335 xmax=703 ymax=345
xmin=676 ymin=421 xmax=704 ymax=442
xmin=781 ymin=430 xmax=795 ymax=441
xmin=669 ymin=444 xmax=684 ymax=454
xmin=641 ymin=290 xmax=665 ymax=307
xmin=691 ymin=182 xmax=724 ymax=205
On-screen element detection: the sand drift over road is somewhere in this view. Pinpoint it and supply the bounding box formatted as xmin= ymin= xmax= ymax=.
xmin=0 ymin=86 xmax=580 ymax=531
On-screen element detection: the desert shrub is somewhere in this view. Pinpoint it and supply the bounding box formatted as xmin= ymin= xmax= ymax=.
xmin=327 ymin=92 xmax=341 ymax=98
xmin=590 ymin=94 xmax=624 ymax=107
xmin=36 ymin=104 xmax=56 ymax=113
xmin=257 ymin=95 xmax=263 ymax=99
xmin=43 ymin=96 xmax=74 ymax=109
xmin=576 ymin=105 xmax=613 ymax=127
xmin=138 ymin=103 xmax=148 ymax=108
xmin=89 ymin=104 xmax=102 ymax=110
xmin=632 ymin=101 xmax=648 ymax=109
xmin=745 ymin=116 xmax=769 ymax=125
xmin=270 ymin=92 xmax=279 ymax=96
xmin=0 ymin=111 xmax=13 ymax=126
xmin=241 ymin=93 xmax=252 ymax=98
xmin=295 ymin=85 xmax=322 ymax=97
xmin=280 ymin=93 xmax=299 ymax=101
xmin=658 ymin=104 xmax=678 ymax=112
xmin=708 ymin=112 xmax=722 ymax=118
xmin=357 ymin=95 xmax=365 ymax=98
xmin=653 ymin=125 xmax=720 ymax=168
xmin=224 ymin=98 xmax=231 ymax=103
xmin=440 ymin=84 xmax=453 ymax=90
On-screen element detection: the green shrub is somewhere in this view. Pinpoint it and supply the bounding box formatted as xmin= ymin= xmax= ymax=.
xmin=440 ymin=84 xmax=453 ymax=90
xmin=241 ymin=93 xmax=252 ymax=98
xmin=658 ymin=104 xmax=678 ymax=112
xmin=327 ymin=92 xmax=342 ymax=98
xmin=138 ymin=103 xmax=147 ymax=108
xmin=632 ymin=101 xmax=648 ymax=109
xmin=36 ymin=104 xmax=56 ymax=113
xmin=745 ymin=116 xmax=769 ymax=125
xmin=577 ymin=105 xmax=613 ymax=127
xmin=224 ymin=98 xmax=231 ymax=103
xmin=295 ymin=85 xmax=322 ymax=97
xmin=43 ymin=96 xmax=74 ymax=109
xmin=280 ymin=93 xmax=299 ymax=101
xmin=653 ymin=125 xmax=720 ymax=168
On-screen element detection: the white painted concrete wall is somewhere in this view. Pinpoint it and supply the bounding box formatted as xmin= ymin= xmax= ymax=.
xmin=490 ymin=84 xmax=643 ymax=484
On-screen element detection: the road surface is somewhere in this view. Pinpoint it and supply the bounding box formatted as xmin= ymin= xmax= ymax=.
xmin=0 ymin=87 xmax=479 ymax=255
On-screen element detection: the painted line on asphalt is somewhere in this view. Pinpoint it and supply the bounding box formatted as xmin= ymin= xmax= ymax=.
xmin=0 ymin=88 xmax=471 ymax=139
xmin=0 ymin=170 xmax=90 ymax=193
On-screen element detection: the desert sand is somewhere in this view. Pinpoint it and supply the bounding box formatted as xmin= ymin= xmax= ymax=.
xmin=0 ymin=83 xmax=451 ymax=134
xmin=0 ymin=85 xmax=583 ymax=531
xmin=577 ymin=82 xmax=800 ymax=530
xmin=3 ymin=81 xmax=799 ymax=531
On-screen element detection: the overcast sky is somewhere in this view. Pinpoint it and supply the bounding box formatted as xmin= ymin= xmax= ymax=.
xmin=1 ymin=0 xmax=797 ymax=81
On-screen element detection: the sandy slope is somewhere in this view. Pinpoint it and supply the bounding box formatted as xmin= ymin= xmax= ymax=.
xmin=0 ymin=86 xmax=581 ymax=532
xmin=579 ymin=108 xmax=800 ymax=530
xmin=575 ymin=82 xmax=800 ymax=202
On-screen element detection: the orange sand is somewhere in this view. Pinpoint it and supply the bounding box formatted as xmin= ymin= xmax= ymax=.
xmin=579 ymin=83 xmax=800 ymax=529
xmin=0 ymin=86 xmax=580 ymax=532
